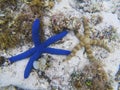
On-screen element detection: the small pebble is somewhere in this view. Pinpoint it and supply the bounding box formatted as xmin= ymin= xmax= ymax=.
xmin=0 ymin=56 xmax=5 ymax=66
xmin=33 ymin=61 xmax=40 ymax=70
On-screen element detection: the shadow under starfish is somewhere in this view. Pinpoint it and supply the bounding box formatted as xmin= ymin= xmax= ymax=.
xmin=9 ymin=19 xmax=71 ymax=79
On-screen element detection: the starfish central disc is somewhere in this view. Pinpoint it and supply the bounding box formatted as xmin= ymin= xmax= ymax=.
xmin=83 ymin=37 xmax=91 ymax=45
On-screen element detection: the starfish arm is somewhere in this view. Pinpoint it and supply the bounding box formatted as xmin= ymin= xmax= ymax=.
xmin=85 ymin=45 xmax=97 ymax=62
xmin=82 ymin=17 xmax=90 ymax=37
xmin=24 ymin=50 xmax=42 ymax=78
xmin=64 ymin=43 xmax=83 ymax=62
xmin=44 ymin=47 xmax=71 ymax=55
xmin=91 ymin=39 xmax=111 ymax=52
xmin=43 ymin=30 xmax=68 ymax=47
xmin=32 ymin=18 xmax=41 ymax=46
xmin=9 ymin=48 xmax=36 ymax=63
xmin=73 ymin=29 xmax=84 ymax=40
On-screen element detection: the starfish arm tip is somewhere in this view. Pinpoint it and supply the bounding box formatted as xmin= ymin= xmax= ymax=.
xmin=44 ymin=48 xmax=71 ymax=55
xmin=24 ymin=61 xmax=33 ymax=79
xmin=32 ymin=18 xmax=41 ymax=46
xmin=24 ymin=74 xmax=28 ymax=79
xmin=64 ymin=50 xmax=71 ymax=55
xmin=62 ymin=30 xmax=68 ymax=35
xmin=9 ymin=57 xmax=16 ymax=63
xmin=32 ymin=19 xmax=40 ymax=31
xmin=8 ymin=48 xmax=36 ymax=63
xmin=24 ymin=50 xmax=42 ymax=79
xmin=44 ymin=30 xmax=68 ymax=47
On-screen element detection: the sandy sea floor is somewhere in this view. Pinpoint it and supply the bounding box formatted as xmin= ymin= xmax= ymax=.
xmin=0 ymin=0 xmax=120 ymax=90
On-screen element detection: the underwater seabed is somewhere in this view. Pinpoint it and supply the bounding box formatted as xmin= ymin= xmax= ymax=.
xmin=0 ymin=0 xmax=120 ymax=90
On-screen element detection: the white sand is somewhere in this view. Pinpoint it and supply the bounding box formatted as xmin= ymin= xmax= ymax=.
xmin=0 ymin=0 xmax=120 ymax=89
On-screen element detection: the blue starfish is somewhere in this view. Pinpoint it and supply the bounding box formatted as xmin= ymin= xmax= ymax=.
xmin=9 ymin=19 xmax=71 ymax=79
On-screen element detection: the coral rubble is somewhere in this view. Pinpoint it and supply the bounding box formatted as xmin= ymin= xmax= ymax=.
xmin=0 ymin=0 xmax=55 ymax=50
xmin=70 ymin=61 xmax=113 ymax=90
xmin=51 ymin=12 xmax=81 ymax=33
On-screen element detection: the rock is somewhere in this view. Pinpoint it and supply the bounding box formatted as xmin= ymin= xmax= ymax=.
xmin=0 ymin=56 xmax=5 ymax=66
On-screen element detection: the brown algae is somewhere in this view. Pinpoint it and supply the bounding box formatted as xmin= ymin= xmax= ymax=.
xmin=0 ymin=0 xmax=55 ymax=50
xmin=70 ymin=61 xmax=113 ymax=90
